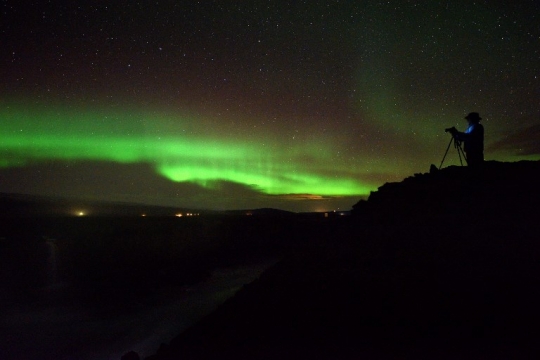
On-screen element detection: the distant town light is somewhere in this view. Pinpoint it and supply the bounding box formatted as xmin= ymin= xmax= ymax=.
xmin=175 ymin=212 xmax=199 ymax=217
xmin=77 ymin=211 xmax=85 ymax=216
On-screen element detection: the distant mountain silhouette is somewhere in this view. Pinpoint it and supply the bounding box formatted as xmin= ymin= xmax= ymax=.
xmin=144 ymin=160 xmax=540 ymax=360
xmin=223 ymin=208 xmax=296 ymax=217
xmin=0 ymin=193 xmax=301 ymax=218
xmin=0 ymin=193 xmax=202 ymax=217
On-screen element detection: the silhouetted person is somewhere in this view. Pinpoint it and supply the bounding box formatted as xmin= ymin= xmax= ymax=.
xmin=448 ymin=112 xmax=484 ymax=168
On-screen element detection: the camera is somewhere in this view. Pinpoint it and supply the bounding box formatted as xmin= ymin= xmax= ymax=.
xmin=445 ymin=126 xmax=457 ymax=133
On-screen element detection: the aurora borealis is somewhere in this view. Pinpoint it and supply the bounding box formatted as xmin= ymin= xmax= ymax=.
xmin=1 ymin=104 xmax=372 ymax=196
xmin=1 ymin=1 xmax=539 ymax=212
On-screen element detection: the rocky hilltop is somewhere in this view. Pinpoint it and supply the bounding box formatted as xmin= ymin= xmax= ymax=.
xmin=144 ymin=161 xmax=540 ymax=360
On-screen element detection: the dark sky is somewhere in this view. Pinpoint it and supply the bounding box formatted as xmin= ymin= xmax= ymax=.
xmin=1 ymin=1 xmax=539 ymax=212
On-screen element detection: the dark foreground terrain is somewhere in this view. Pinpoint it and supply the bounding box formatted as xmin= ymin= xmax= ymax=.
xmin=145 ymin=161 xmax=540 ymax=360
xmin=1 ymin=161 xmax=539 ymax=360
xmin=0 ymin=210 xmax=325 ymax=359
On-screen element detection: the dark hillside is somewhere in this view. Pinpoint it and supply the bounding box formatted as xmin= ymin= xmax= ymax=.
xmin=146 ymin=161 xmax=540 ymax=360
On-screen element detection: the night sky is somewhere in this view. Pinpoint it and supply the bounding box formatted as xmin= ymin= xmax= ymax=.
xmin=1 ymin=1 xmax=539 ymax=212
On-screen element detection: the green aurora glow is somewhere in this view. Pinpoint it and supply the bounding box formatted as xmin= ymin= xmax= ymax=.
xmin=1 ymin=104 xmax=374 ymax=197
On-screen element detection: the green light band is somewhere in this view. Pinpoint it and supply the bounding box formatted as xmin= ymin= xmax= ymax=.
xmin=1 ymin=103 xmax=373 ymax=197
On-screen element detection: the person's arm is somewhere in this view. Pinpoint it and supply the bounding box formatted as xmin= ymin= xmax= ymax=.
xmin=453 ymin=130 xmax=468 ymax=142
xmin=450 ymin=125 xmax=481 ymax=142
xmin=447 ymin=127 xmax=467 ymax=141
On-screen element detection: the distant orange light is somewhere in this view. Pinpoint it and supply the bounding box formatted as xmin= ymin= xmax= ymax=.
xmin=175 ymin=213 xmax=183 ymax=217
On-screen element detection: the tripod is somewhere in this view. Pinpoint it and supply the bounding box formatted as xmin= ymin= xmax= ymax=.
xmin=439 ymin=135 xmax=467 ymax=169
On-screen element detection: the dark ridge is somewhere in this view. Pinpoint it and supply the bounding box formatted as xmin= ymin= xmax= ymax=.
xmin=144 ymin=160 xmax=540 ymax=360
xmin=351 ymin=160 xmax=539 ymax=225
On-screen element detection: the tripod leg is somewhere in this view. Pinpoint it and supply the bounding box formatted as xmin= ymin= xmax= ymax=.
xmin=459 ymin=145 xmax=468 ymax=166
xmin=455 ymin=139 xmax=463 ymax=166
xmin=439 ymin=136 xmax=454 ymax=169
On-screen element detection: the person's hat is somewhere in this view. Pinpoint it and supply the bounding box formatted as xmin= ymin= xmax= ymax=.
xmin=465 ymin=112 xmax=482 ymax=121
